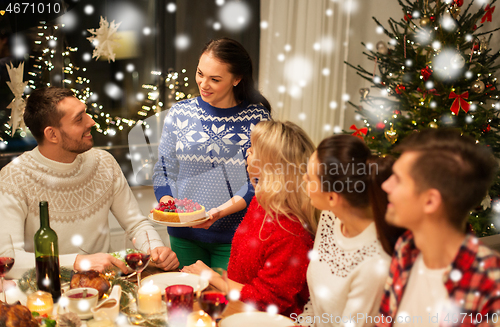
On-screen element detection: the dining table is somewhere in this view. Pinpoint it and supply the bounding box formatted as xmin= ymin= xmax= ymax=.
xmin=141 ymin=265 xmax=249 ymax=321
xmin=1 ymin=264 xmax=297 ymax=327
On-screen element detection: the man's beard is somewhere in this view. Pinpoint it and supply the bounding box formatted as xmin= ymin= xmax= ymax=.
xmin=60 ymin=129 xmax=93 ymax=154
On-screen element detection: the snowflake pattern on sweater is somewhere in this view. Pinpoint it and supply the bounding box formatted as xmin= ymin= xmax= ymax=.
xmin=153 ymin=97 xmax=270 ymax=243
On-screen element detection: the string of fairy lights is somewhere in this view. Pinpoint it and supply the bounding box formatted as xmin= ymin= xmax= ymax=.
xmin=3 ymin=20 xmax=193 ymax=144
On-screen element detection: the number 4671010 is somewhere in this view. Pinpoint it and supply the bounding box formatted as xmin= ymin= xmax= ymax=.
xmin=5 ymin=2 xmax=61 ymax=14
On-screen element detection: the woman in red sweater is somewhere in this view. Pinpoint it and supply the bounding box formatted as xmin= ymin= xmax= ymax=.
xmin=182 ymin=120 xmax=318 ymax=316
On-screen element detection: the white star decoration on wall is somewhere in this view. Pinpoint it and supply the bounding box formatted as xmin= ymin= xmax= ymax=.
xmin=87 ymin=16 xmax=122 ymax=62
xmin=6 ymin=62 xmax=28 ymax=133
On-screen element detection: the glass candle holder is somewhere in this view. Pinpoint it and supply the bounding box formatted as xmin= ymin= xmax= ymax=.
xmin=27 ymin=291 xmax=53 ymax=316
xmin=166 ymin=285 xmax=194 ymax=325
xmin=137 ymin=281 xmax=162 ymax=315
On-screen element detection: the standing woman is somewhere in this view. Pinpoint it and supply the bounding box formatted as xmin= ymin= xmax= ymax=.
xmin=301 ymin=135 xmax=404 ymax=326
xmin=153 ymin=38 xmax=272 ymax=269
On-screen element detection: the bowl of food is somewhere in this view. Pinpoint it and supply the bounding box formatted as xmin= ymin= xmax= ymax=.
xmin=63 ymin=287 xmax=99 ymax=319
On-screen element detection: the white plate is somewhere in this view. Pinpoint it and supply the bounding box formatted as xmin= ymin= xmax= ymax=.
xmin=141 ymin=272 xmax=209 ymax=295
xmin=220 ymin=312 xmax=296 ymax=327
xmin=148 ymin=213 xmax=210 ymax=227
xmin=0 ymin=281 xmax=27 ymax=305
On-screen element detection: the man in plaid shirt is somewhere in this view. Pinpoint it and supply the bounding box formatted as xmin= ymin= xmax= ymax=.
xmin=376 ymin=129 xmax=500 ymax=327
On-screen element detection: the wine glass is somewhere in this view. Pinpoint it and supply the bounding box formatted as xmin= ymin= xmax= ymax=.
xmin=0 ymin=235 xmax=15 ymax=303
xmin=199 ymin=268 xmax=229 ymax=326
xmin=124 ymin=230 xmax=151 ymax=288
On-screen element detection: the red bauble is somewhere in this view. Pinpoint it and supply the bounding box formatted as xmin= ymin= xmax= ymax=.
xmin=421 ymin=66 xmax=432 ymax=81
xmin=483 ymin=124 xmax=491 ymax=133
xmin=393 ymin=110 xmax=401 ymax=115
xmin=404 ymin=12 xmax=412 ymax=21
xmin=429 ymin=15 xmax=436 ymax=22
xmin=376 ymin=122 xmax=385 ymax=129
xmin=453 ymin=0 xmax=464 ymax=7
xmin=395 ymin=84 xmax=406 ymax=94
xmin=473 ymin=24 xmax=478 ymax=30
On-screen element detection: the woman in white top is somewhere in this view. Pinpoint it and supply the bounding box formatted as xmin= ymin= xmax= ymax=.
xmin=298 ymin=135 xmax=404 ymax=327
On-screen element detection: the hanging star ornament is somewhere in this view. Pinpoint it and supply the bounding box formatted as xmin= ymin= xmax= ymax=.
xmin=6 ymin=62 xmax=28 ymax=133
xmin=481 ymin=194 xmax=492 ymax=210
xmin=87 ymin=16 xmax=122 ymax=62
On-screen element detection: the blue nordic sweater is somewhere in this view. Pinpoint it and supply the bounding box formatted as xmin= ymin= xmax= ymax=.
xmin=153 ymin=96 xmax=271 ymax=243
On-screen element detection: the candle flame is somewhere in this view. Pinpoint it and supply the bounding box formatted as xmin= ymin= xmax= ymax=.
xmin=33 ymin=298 xmax=45 ymax=306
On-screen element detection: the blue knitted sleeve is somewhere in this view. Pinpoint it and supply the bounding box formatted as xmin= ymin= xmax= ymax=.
xmin=233 ymin=108 xmax=271 ymax=205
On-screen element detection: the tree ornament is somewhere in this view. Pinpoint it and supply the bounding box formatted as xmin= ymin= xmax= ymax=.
xmin=404 ymin=12 xmax=412 ymax=21
xmin=359 ymin=88 xmax=370 ymax=100
xmin=483 ymin=124 xmax=491 ymax=133
xmin=376 ymin=122 xmax=385 ymax=129
xmin=449 ymin=91 xmax=470 ymax=115
xmin=450 ymin=5 xmax=461 ymax=19
xmin=428 ymin=121 xmax=438 ymax=128
xmin=87 ymin=16 xmax=122 ymax=62
xmin=481 ymin=194 xmax=492 ymax=210
xmin=481 ymin=5 xmax=495 ymax=23
xmin=453 ymin=0 xmax=464 ymax=7
xmin=395 ymin=84 xmax=406 ymax=94
xmin=451 ymin=53 xmax=465 ymax=69
xmin=420 ymin=15 xmax=431 ymax=27
xmin=350 ymin=124 xmax=368 ymax=140
xmin=376 ymin=41 xmax=388 ymax=55
xmin=384 ymin=127 xmax=398 ymax=144
xmin=479 ymin=36 xmax=489 ymax=51
xmin=421 ymin=66 xmax=432 ymax=81
xmin=472 ymin=80 xmax=485 ymax=93
xmin=429 ymin=14 xmax=435 ymax=21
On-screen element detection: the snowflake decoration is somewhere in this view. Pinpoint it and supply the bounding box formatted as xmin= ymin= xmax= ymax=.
xmin=198 ymin=124 xmax=236 ymax=154
xmin=87 ymin=16 xmax=122 ymax=62
xmin=6 ymin=62 xmax=28 ymax=133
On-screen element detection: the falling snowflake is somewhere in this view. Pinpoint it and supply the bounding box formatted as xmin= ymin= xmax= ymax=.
xmin=266 ymin=304 xmax=278 ymax=315
xmin=218 ymin=1 xmax=251 ymax=32
xmin=87 ymin=16 xmax=122 ymax=62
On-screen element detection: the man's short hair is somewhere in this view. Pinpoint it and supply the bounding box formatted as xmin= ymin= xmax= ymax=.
xmin=395 ymin=128 xmax=498 ymax=231
xmin=24 ymin=87 xmax=75 ymax=144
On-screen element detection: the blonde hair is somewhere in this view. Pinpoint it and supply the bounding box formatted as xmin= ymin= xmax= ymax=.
xmin=250 ymin=120 xmax=319 ymax=235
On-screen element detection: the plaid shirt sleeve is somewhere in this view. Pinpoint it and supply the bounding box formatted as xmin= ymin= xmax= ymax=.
xmin=377 ymin=231 xmax=418 ymax=327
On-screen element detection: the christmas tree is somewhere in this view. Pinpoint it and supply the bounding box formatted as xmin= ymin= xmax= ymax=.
xmin=346 ymin=0 xmax=500 ymax=236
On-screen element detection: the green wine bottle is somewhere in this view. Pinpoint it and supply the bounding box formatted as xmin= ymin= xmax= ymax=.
xmin=34 ymin=201 xmax=61 ymax=301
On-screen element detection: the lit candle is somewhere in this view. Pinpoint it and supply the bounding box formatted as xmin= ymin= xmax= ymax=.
xmin=186 ymin=310 xmax=212 ymax=327
xmin=27 ymin=291 xmax=53 ymax=316
xmin=137 ymin=281 xmax=162 ymax=315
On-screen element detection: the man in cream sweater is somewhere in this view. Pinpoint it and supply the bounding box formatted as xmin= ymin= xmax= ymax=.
xmin=0 ymin=87 xmax=178 ymax=278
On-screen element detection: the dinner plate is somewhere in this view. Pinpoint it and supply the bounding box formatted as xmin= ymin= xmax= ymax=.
xmin=141 ymin=272 xmax=209 ymax=295
xmin=219 ymin=312 xmax=296 ymax=327
xmin=148 ymin=213 xmax=210 ymax=227
xmin=0 ymin=281 xmax=27 ymax=305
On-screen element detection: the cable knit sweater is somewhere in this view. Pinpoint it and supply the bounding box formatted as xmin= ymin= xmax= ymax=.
xmin=153 ymin=96 xmax=270 ymax=243
xmin=0 ymin=147 xmax=164 ymax=278
xmin=227 ymin=197 xmax=313 ymax=316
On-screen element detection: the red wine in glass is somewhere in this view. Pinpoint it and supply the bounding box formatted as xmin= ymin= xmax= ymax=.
xmin=200 ymin=292 xmax=228 ymax=319
xmin=0 ymin=257 xmax=14 ymax=276
xmin=0 ymin=234 xmax=14 ymax=303
xmin=125 ymin=253 xmax=150 ymax=271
